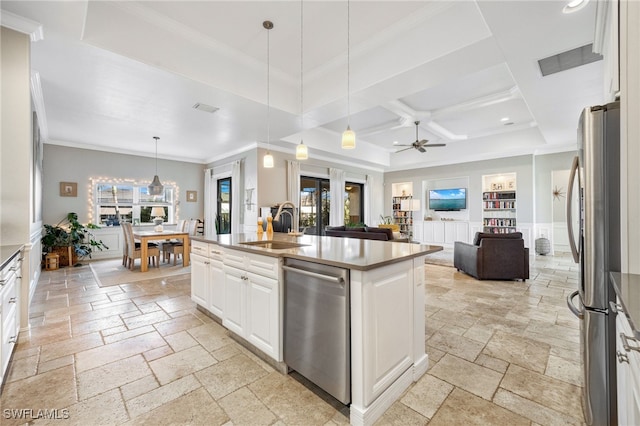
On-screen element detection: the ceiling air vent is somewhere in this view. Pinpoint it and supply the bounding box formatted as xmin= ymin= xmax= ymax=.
xmin=538 ymin=43 xmax=602 ymax=76
xmin=192 ymin=103 xmax=219 ymax=113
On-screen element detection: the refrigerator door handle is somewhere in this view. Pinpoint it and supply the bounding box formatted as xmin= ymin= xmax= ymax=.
xmin=566 ymin=155 xmax=580 ymax=263
xmin=567 ymin=290 xmax=584 ymax=319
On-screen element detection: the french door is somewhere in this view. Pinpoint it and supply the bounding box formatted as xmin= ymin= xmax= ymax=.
xmin=300 ymin=177 xmax=330 ymax=236
xmin=216 ymin=177 xmax=231 ymax=234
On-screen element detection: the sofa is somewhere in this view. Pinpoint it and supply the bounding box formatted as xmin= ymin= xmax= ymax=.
xmin=453 ymin=232 xmax=529 ymax=281
xmin=325 ymin=226 xmax=409 ymax=242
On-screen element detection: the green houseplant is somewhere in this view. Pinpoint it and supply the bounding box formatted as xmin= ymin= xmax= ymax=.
xmin=42 ymin=212 xmax=108 ymax=266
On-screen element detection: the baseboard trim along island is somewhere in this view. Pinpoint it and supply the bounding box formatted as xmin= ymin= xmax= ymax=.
xmin=190 ymin=232 xmax=442 ymax=426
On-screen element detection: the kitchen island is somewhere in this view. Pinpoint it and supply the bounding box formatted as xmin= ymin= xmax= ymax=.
xmin=190 ymin=232 xmax=442 ymax=426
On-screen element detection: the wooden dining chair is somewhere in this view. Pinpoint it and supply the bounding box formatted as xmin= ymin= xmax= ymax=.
xmin=163 ymin=219 xmax=198 ymax=265
xmin=122 ymin=222 xmax=160 ymax=270
xmin=162 ymin=219 xmax=186 ymax=263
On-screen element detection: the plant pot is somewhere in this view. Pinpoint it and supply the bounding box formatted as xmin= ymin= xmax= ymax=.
xmin=52 ymin=246 xmax=77 ymax=267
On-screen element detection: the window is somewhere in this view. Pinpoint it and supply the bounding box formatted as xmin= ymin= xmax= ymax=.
xmin=345 ymin=182 xmax=364 ymax=225
xmin=94 ymin=183 xmax=175 ymax=225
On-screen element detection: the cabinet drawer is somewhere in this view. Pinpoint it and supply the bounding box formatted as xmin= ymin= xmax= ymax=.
xmin=208 ymin=245 xmax=224 ymax=261
xmin=191 ymin=241 xmax=209 ymax=257
xmin=223 ymin=250 xmax=246 ymax=270
xmin=245 ymin=252 xmax=279 ymax=279
xmin=1 ymin=277 xmax=18 ymax=326
xmin=617 ymin=313 xmax=640 ymax=393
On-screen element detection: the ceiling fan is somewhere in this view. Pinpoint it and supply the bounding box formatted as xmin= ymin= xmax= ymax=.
xmin=395 ymin=121 xmax=446 ymax=153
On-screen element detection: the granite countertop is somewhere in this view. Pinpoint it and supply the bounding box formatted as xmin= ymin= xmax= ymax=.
xmin=1 ymin=245 xmax=23 ymax=271
xmin=192 ymin=233 xmax=443 ymax=271
xmin=610 ymin=272 xmax=640 ymax=339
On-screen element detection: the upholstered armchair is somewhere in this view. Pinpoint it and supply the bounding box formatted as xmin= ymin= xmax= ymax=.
xmin=454 ymin=232 xmax=529 ymax=281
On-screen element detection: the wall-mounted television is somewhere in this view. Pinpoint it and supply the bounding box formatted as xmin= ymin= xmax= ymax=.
xmin=428 ymin=188 xmax=467 ymax=211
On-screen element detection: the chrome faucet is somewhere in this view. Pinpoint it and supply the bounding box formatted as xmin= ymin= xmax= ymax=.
xmin=273 ymin=201 xmax=300 ymax=235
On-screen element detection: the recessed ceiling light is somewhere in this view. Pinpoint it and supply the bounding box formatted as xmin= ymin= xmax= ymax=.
xmin=500 ymin=117 xmax=509 ymax=122
xmin=192 ymin=103 xmax=219 ymax=113
xmin=563 ymin=0 xmax=589 ymax=14
xmin=393 ymin=141 xmax=399 ymax=145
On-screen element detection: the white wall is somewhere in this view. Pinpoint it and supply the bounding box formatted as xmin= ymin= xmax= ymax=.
xmin=43 ymin=144 xmax=205 ymax=226
xmin=385 ymin=154 xmax=535 ymax=223
xmin=1 ymin=27 xmax=32 ymax=246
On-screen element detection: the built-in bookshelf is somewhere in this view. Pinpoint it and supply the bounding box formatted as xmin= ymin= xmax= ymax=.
xmin=482 ymin=173 xmax=517 ymax=234
xmin=392 ymin=195 xmax=413 ymax=235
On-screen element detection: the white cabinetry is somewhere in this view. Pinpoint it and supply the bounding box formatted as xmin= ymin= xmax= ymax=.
xmin=422 ymin=221 xmax=469 ymax=246
xmin=191 ymin=241 xmax=282 ymax=361
xmin=616 ymin=300 xmax=640 ymax=425
xmin=1 ymin=250 xmax=21 ymax=385
xmin=190 ymin=241 xmax=225 ymax=318
xmin=222 ymin=250 xmax=281 ymax=361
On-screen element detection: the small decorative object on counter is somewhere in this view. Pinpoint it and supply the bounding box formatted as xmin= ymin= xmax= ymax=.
xmin=257 ymin=218 xmax=264 ymax=236
xmin=535 ymin=237 xmax=551 ymax=255
xmin=266 ymin=215 xmax=274 ymax=234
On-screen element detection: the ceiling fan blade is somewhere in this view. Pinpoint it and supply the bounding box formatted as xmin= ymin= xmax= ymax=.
xmin=418 ymin=147 xmax=426 ymax=153
xmin=395 ymin=146 xmax=414 ymax=153
xmin=418 ymin=139 xmax=429 ymax=144
xmin=425 ymin=143 xmax=446 ymax=147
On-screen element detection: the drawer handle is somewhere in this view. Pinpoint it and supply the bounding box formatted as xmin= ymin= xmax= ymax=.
xmin=620 ymin=332 xmax=640 ymax=353
xmin=204 ymin=261 xmax=210 ymax=265
xmin=610 ymin=301 xmax=624 ymax=314
xmin=9 ymin=266 xmax=19 ymax=272
xmin=617 ymin=350 xmax=629 ymax=363
xmin=0 ymin=279 xmax=5 ymax=286
xmin=8 ymin=297 xmax=16 ymax=304
xmin=8 ymin=335 xmax=17 ymax=344
xmin=211 ymin=251 xmax=222 ymax=255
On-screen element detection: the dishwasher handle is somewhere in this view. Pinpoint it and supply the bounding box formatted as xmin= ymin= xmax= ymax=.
xmin=282 ymin=264 xmax=345 ymax=284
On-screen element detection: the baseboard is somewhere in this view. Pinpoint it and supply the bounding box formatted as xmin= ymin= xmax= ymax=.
xmin=413 ymin=354 xmax=429 ymax=381
xmin=349 ymin=367 xmax=414 ymax=426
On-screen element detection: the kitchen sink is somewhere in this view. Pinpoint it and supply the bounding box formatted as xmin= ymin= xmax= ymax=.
xmin=239 ymin=240 xmax=310 ymax=250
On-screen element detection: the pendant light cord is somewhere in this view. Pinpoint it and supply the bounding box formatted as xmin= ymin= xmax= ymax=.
xmin=267 ymin=26 xmax=271 ymax=146
xmin=300 ymin=0 xmax=304 ymax=132
xmin=347 ymin=0 xmax=350 ymax=126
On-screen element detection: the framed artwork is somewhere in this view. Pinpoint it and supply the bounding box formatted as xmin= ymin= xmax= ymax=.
xmin=60 ymin=182 xmax=77 ymax=197
xmin=187 ymin=190 xmax=197 ymax=202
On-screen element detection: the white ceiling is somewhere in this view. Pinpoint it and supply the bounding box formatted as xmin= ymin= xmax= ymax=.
xmin=2 ymin=0 xmax=604 ymax=171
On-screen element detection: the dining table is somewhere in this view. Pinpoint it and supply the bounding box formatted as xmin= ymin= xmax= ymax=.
xmin=132 ymin=229 xmax=190 ymax=272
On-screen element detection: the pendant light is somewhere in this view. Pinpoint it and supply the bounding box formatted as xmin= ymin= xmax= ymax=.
xmin=148 ymin=136 xmax=164 ymax=195
xmin=263 ymin=20 xmax=275 ymax=168
xmin=341 ymin=0 xmax=355 ymax=149
xmin=295 ymin=0 xmax=308 ymax=160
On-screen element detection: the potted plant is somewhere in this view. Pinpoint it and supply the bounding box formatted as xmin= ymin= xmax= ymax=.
xmin=42 ymin=212 xmax=108 ymax=266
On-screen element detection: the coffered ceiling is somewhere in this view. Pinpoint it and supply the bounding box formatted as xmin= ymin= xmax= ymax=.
xmin=1 ymin=1 xmax=604 ymax=171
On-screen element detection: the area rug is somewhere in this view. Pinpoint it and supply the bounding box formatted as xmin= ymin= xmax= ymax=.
xmin=424 ymin=248 xmax=454 ymax=267
xmin=90 ymin=258 xmax=191 ymax=287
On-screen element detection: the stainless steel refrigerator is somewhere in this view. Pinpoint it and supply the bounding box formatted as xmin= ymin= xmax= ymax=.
xmin=566 ymin=101 xmax=620 ymax=425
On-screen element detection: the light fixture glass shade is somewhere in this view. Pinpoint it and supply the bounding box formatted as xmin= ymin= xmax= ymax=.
xmin=150 ymin=207 xmax=165 ymax=217
xmin=341 ymin=126 xmax=356 ymax=149
xmin=263 ymin=152 xmax=274 ymax=168
xmin=296 ymin=141 xmax=308 ymax=160
xmin=148 ymin=175 xmax=164 ymax=196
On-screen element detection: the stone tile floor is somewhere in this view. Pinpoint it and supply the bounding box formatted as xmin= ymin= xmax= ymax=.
xmin=1 ymin=253 xmax=583 ymax=425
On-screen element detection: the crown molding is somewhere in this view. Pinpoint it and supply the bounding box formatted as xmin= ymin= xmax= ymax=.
xmin=1 ymin=11 xmax=43 ymax=42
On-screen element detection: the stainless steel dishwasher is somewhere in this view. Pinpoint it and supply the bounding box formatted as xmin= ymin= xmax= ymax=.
xmin=283 ymin=258 xmax=350 ymax=405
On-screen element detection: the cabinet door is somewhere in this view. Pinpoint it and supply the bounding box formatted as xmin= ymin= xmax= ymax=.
xmin=455 ymin=222 xmax=470 ymax=243
xmin=190 ymin=254 xmax=209 ymax=307
xmin=444 ymin=222 xmax=456 ymax=244
xmin=223 ymin=266 xmax=246 ymax=336
xmin=246 ymin=271 xmax=280 ymax=360
xmin=616 ymin=311 xmax=640 ymax=425
xmin=208 ymin=259 xmax=225 ymax=318
xmin=432 ymin=222 xmax=445 ymax=243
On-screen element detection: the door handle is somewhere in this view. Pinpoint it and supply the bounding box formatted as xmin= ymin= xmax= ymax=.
xmin=567 ymin=290 xmax=584 ymax=319
xmin=566 ymin=155 xmax=580 ymax=263
xmin=282 ymin=265 xmax=344 ymax=284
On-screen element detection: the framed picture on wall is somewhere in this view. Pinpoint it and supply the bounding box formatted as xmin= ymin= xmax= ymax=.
xmin=187 ymin=190 xmax=197 ymax=202
xmin=60 ymin=182 xmax=77 ymax=197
